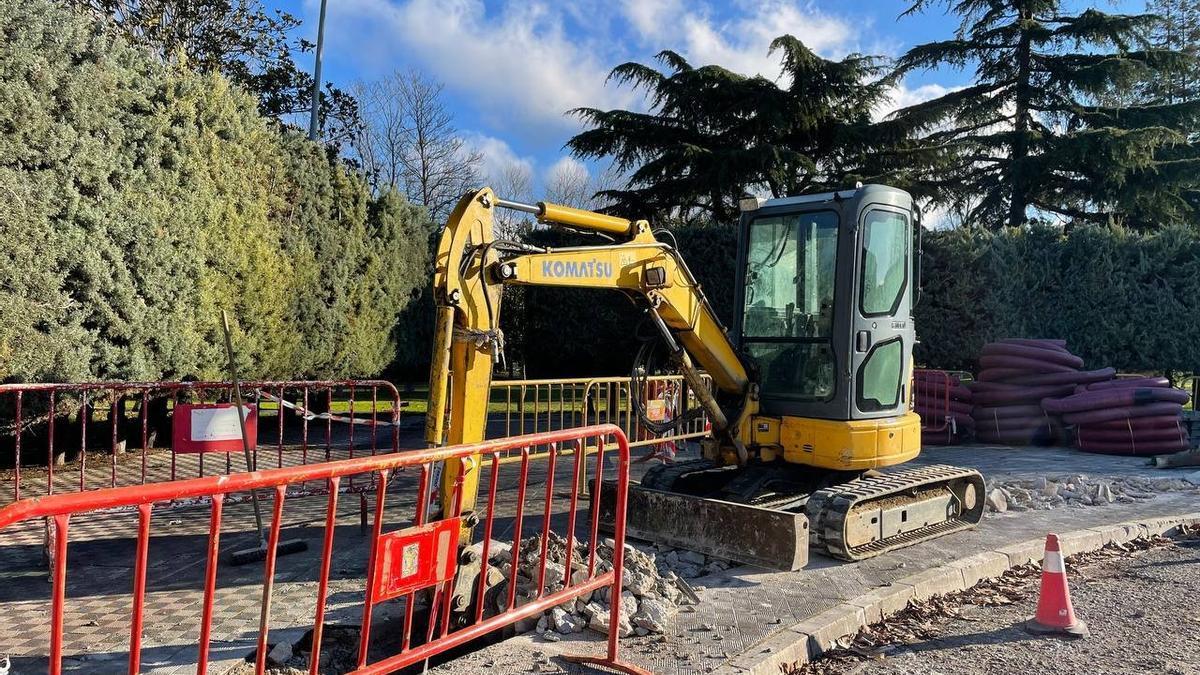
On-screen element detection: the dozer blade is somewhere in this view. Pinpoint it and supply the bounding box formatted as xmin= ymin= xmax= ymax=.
xmin=596 ymin=480 xmax=809 ymax=571
xmin=807 ymin=464 xmax=985 ymax=562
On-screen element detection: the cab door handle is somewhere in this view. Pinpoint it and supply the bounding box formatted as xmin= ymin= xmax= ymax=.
xmin=856 ymin=330 xmax=871 ymax=353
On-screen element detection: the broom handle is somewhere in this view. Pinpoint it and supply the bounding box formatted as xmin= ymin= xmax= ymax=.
xmin=221 ymin=310 xmax=268 ymax=544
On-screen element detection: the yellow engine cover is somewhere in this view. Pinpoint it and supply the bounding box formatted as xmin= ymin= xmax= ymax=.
xmin=751 ymin=412 xmax=921 ymax=471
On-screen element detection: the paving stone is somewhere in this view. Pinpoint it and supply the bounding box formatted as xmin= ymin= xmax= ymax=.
xmin=994 ymin=537 xmax=1047 ymax=567
xmin=786 ymin=604 xmax=866 ymax=658
xmin=844 ymin=583 xmax=915 ymax=625
xmin=14 ymin=437 xmax=1200 ymax=675
xmin=947 ymin=551 xmax=1011 ymax=588
xmin=894 ymin=566 xmax=966 ymax=601
xmin=720 ymin=628 xmax=812 ymax=675
xmin=1057 ymin=528 xmax=1108 ymax=556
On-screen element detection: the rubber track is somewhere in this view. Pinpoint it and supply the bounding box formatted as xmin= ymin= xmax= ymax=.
xmin=639 ymin=458 xmax=719 ymax=491
xmin=806 ymin=464 xmax=984 ymax=561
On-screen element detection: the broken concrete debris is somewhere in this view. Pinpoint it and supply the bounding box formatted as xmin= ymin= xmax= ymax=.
xmin=488 ymin=533 xmax=727 ymax=639
xmin=985 ymin=488 xmax=1008 ymax=513
xmin=984 ymin=474 xmax=1200 ymax=512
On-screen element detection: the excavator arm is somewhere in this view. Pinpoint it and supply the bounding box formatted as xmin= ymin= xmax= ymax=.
xmin=424 ymin=188 xmax=756 ymax=517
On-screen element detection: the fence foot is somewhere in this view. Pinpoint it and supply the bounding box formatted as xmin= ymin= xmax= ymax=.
xmin=561 ymin=654 xmax=653 ymax=675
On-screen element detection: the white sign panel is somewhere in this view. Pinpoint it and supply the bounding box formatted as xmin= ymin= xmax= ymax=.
xmin=190 ymin=406 xmax=251 ymax=442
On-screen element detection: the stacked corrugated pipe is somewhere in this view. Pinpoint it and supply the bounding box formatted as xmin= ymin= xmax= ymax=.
xmin=913 ymin=370 xmax=973 ymax=444
xmin=969 ymin=339 xmax=1115 ymax=446
xmin=1043 ymin=378 xmax=1191 ymax=456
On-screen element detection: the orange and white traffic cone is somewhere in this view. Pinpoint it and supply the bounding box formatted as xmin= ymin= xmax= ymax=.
xmin=1025 ymin=533 xmax=1089 ymax=637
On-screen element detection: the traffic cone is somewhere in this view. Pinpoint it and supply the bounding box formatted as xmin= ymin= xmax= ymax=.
xmin=1025 ymin=533 xmax=1089 ymax=637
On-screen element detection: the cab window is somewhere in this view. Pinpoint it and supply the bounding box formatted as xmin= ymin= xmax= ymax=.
xmin=860 ymin=210 xmax=908 ymax=317
xmin=742 ymin=211 xmax=839 ymax=401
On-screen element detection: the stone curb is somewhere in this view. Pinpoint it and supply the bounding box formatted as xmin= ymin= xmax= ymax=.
xmin=717 ymin=512 xmax=1200 ymax=675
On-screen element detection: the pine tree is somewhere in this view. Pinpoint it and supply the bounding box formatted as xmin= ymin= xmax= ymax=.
xmin=567 ymin=37 xmax=896 ymax=224
xmin=1138 ymin=0 xmax=1200 ymax=220
xmin=1144 ymin=0 xmax=1200 ymax=104
xmin=894 ymin=0 xmax=1200 ymax=228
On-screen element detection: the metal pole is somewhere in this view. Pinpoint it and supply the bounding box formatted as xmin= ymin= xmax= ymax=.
xmin=308 ymin=0 xmax=328 ymax=141
xmin=220 ymin=311 xmax=268 ymax=546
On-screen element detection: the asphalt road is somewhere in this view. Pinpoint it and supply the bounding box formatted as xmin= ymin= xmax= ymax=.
xmin=809 ymin=536 xmax=1200 ymax=675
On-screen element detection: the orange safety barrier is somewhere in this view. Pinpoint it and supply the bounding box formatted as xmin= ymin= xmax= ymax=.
xmin=0 ymin=380 xmax=404 ymax=504
xmin=0 ymin=424 xmax=648 ymax=675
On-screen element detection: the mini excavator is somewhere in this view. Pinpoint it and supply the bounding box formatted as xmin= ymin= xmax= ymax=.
xmin=424 ymin=185 xmax=984 ymax=571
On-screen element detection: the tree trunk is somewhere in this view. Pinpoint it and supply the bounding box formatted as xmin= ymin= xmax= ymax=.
xmin=1007 ymin=8 xmax=1035 ymax=228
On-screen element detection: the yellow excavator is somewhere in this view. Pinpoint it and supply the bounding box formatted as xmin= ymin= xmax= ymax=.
xmin=424 ymin=185 xmax=984 ymax=571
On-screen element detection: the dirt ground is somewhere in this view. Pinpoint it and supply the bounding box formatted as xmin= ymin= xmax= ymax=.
xmin=801 ymin=530 xmax=1200 ymax=675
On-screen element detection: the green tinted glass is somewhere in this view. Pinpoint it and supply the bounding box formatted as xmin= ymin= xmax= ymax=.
xmin=858 ymin=339 xmax=902 ymax=410
xmin=860 ymin=211 xmax=908 ymax=316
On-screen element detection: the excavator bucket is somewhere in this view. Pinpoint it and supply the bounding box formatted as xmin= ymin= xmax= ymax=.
xmin=596 ymin=481 xmax=810 ymax=571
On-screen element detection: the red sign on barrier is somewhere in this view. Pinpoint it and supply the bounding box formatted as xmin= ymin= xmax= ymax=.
xmin=371 ymin=517 xmax=461 ymax=603
xmin=172 ymin=403 xmax=257 ymax=453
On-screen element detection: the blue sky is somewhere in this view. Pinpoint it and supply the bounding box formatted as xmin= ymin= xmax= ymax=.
xmin=273 ymin=0 xmax=1146 ymax=193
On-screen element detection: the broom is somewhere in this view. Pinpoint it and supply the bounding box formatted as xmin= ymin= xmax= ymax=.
xmin=222 ymin=310 xmax=308 ymax=565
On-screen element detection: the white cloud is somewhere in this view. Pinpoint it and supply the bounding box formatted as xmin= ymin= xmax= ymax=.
xmin=464 ymin=132 xmax=534 ymax=185
xmin=328 ymin=0 xmax=636 ymax=133
xmin=544 ymin=156 xmax=589 ymax=184
xmin=876 ymin=81 xmax=958 ymax=120
xmin=621 ymin=0 xmax=683 ymax=40
xmin=621 ymin=0 xmax=856 ymax=78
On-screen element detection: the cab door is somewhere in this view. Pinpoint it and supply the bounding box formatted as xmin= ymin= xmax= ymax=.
xmin=849 ymin=203 xmax=915 ymax=419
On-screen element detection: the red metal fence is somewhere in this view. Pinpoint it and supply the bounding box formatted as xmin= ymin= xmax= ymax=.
xmin=0 ymin=424 xmax=647 ymax=675
xmin=913 ymin=369 xmax=975 ymax=444
xmin=913 ymin=370 xmax=952 ymax=435
xmin=1 ymin=380 xmax=403 ymax=503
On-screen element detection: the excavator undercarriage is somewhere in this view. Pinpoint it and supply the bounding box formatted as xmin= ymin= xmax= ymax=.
xmin=600 ymin=459 xmax=983 ymax=569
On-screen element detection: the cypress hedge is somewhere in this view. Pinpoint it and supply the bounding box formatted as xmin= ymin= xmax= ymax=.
xmin=0 ymin=0 xmax=429 ymax=383
xmin=915 ymin=224 xmax=1200 ymax=376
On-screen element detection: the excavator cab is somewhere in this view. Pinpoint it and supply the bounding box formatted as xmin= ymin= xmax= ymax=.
xmin=734 ymin=185 xmax=916 ymax=426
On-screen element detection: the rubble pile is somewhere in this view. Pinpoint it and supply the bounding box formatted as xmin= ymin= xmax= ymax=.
xmin=492 ymin=534 xmax=713 ymax=639
xmin=1042 ymin=377 xmax=1192 ymax=456
xmin=913 ymin=371 xmax=974 ymax=445
xmin=983 ymin=473 xmax=1200 ymax=512
xmin=970 ymin=339 xmax=1109 ymax=446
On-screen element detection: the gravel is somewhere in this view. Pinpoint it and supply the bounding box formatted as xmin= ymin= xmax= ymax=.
xmin=983 ymin=474 xmax=1200 ymax=513
xmin=798 ymin=528 xmax=1200 ymax=675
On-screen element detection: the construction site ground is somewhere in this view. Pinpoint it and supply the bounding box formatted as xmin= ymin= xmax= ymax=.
xmin=431 ymin=443 xmax=1200 ymax=675
xmin=2 ymin=423 xmax=1199 ymax=674
xmin=803 ymin=534 xmax=1200 ymax=675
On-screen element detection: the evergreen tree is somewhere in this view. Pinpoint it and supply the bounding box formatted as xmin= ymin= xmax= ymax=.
xmin=1138 ymin=0 xmax=1200 ymax=220
xmin=1144 ymin=0 xmax=1200 ymax=104
xmin=567 ymin=37 xmax=896 ymax=224
xmin=894 ymin=1 xmax=1200 ymax=228
xmin=66 ymin=0 xmax=361 ymax=145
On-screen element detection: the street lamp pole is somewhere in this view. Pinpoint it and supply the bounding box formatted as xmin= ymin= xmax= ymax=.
xmin=308 ymin=0 xmax=328 ymax=141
